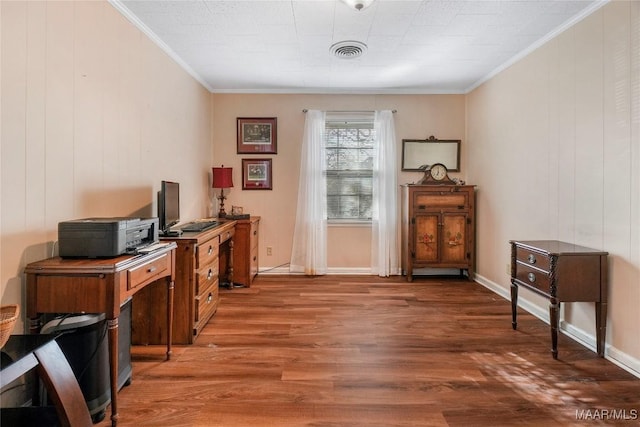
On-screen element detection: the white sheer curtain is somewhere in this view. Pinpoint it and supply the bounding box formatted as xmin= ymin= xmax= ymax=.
xmin=371 ymin=110 xmax=399 ymax=276
xmin=290 ymin=110 xmax=327 ymax=275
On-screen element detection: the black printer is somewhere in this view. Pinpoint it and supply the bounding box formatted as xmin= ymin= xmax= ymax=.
xmin=58 ymin=217 xmax=159 ymax=258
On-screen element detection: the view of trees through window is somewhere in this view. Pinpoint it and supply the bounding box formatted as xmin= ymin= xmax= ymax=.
xmin=325 ymin=120 xmax=374 ymax=221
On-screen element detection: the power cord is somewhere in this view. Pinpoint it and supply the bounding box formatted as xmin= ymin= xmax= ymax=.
xmin=259 ymin=262 xmax=290 ymax=273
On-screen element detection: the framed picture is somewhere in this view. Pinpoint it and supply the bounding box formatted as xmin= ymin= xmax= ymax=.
xmin=242 ymin=158 xmax=272 ymax=190
xmin=237 ymin=117 xmax=277 ymax=154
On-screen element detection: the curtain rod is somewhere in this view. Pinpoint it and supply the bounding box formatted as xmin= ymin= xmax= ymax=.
xmin=302 ymin=109 xmax=397 ymax=113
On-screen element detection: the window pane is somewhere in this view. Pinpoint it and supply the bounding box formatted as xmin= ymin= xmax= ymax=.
xmin=325 ymin=118 xmax=374 ymax=221
xmin=326 ymin=194 xmax=372 ymax=219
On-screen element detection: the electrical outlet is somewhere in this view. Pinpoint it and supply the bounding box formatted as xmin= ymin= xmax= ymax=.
xmin=506 ymin=263 xmax=511 ymax=275
xmin=267 ymin=246 xmax=273 ymax=256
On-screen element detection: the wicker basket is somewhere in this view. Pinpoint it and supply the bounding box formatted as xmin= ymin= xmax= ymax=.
xmin=0 ymin=304 xmax=20 ymax=348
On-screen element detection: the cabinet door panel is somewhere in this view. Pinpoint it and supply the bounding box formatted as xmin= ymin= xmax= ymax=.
xmin=414 ymin=215 xmax=439 ymax=262
xmin=441 ymin=213 xmax=466 ymax=263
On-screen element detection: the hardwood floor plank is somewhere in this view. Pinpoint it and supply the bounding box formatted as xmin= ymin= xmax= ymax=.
xmin=96 ymin=275 xmax=639 ymax=427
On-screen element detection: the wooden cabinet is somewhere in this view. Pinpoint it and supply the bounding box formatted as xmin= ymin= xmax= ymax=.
xmin=401 ymin=184 xmax=475 ymax=281
xmin=232 ymin=217 xmax=260 ymax=287
xmin=133 ymin=222 xmax=235 ymax=345
xmin=510 ymin=240 xmax=608 ymax=359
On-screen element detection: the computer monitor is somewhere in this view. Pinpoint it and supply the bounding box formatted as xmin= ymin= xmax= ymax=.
xmin=158 ymin=180 xmax=181 ymax=236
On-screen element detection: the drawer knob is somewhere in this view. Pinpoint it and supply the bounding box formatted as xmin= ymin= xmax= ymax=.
xmin=528 ymin=272 xmax=536 ymax=283
xmin=208 ymin=246 xmax=213 ymax=255
xmin=147 ymin=266 xmax=157 ymax=273
xmin=527 ymin=254 xmax=536 ymax=264
xmin=207 ymin=268 xmax=213 ymax=280
xmin=207 ymin=293 xmax=213 ymax=303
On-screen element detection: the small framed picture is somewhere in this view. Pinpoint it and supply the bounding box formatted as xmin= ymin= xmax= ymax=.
xmin=237 ymin=117 xmax=277 ymax=154
xmin=242 ymin=158 xmax=272 ymax=190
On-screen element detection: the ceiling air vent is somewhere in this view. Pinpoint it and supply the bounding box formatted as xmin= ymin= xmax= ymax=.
xmin=330 ymin=40 xmax=367 ymax=59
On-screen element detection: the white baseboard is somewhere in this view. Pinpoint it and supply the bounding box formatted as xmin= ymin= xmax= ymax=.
xmin=474 ymin=273 xmax=640 ymax=379
xmin=258 ymin=266 xmax=295 ymax=274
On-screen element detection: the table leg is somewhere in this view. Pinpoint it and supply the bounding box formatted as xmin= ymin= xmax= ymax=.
xmin=510 ymin=283 xmax=518 ymax=330
xmin=166 ymin=277 xmax=174 ymax=361
xmin=549 ymin=299 xmax=559 ymax=359
xmin=596 ymin=301 xmax=607 ymax=357
xmin=107 ymin=317 xmax=119 ymax=427
xmin=228 ymin=238 xmax=235 ymax=288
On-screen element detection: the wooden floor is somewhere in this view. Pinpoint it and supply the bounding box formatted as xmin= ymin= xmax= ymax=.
xmin=98 ymin=275 xmax=640 ymax=427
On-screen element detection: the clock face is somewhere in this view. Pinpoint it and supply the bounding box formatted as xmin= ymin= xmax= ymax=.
xmin=430 ymin=163 xmax=448 ymax=181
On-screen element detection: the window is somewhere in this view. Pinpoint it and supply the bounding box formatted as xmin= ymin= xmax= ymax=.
xmin=325 ymin=114 xmax=375 ymax=221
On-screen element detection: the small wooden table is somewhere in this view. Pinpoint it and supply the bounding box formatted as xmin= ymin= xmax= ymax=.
xmin=510 ymin=240 xmax=608 ymax=359
xmin=24 ymin=244 xmax=177 ymax=427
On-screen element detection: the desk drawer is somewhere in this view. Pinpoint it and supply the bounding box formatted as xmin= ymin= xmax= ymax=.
xmin=195 ymin=279 xmax=218 ymax=324
xmin=516 ymin=247 xmax=550 ymax=272
xmin=220 ymin=227 xmax=235 ymax=244
xmin=515 ymin=263 xmax=550 ymax=296
xmin=195 ymin=263 xmax=219 ymax=296
xmin=250 ymin=246 xmax=259 ymax=278
xmin=250 ymin=221 xmax=259 ymax=250
xmin=414 ymin=192 xmax=467 ymax=209
xmin=127 ymin=253 xmax=170 ymax=290
xmin=196 ymin=238 xmax=219 ymax=270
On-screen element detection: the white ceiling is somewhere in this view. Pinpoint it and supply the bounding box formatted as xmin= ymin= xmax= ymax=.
xmin=112 ymin=0 xmax=605 ymax=94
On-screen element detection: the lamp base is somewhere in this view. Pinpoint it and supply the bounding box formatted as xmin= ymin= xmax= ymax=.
xmin=217 ymin=191 xmax=227 ymax=218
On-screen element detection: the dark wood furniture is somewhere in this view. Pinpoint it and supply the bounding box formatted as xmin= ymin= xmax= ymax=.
xmin=510 ymin=240 xmax=608 ymax=359
xmin=134 ymin=221 xmax=235 ymax=345
xmin=1 ymin=334 xmax=93 ymax=427
xmin=401 ymin=184 xmax=476 ymax=281
xmin=232 ymin=216 xmax=260 ymax=287
xmin=24 ymin=244 xmax=177 ymax=427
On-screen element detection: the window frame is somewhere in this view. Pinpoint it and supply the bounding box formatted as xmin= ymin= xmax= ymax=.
xmin=324 ymin=114 xmax=375 ymax=224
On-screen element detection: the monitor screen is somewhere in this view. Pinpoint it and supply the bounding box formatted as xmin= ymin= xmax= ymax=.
xmin=158 ymin=180 xmax=180 ymax=234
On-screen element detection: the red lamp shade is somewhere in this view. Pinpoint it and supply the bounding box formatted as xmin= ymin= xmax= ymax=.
xmin=212 ymin=166 xmax=233 ymax=189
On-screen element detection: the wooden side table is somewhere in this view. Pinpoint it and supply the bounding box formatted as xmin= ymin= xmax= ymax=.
xmin=510 ymin=240 xmax=608 ymax=359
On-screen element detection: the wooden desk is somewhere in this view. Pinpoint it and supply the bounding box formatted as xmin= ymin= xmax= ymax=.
xmin=1 ymin=334 xmax=93 ymax=427
xmin=138 ymin=221 xmax=236 ymax=344
xmin=24 ymin=243 xmax=177 ymax=427
xmin=510 ymin=240 xmax=608 ymax=359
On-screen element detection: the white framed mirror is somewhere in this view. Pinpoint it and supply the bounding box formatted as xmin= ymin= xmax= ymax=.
xmin=401 ymin=137 xmax=461 ymax=172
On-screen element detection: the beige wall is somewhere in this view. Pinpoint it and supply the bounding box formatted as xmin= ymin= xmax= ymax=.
xmin=211 ymin=93 xmax=466 ymax=272
xmin=0 ymin=1 xmax=212 ymax=333
xmin=467 ymin=1 xmax=640 ymax=373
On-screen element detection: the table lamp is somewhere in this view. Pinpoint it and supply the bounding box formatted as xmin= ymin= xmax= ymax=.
xmin=212 ymin=165 xmax=233 ymax=218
